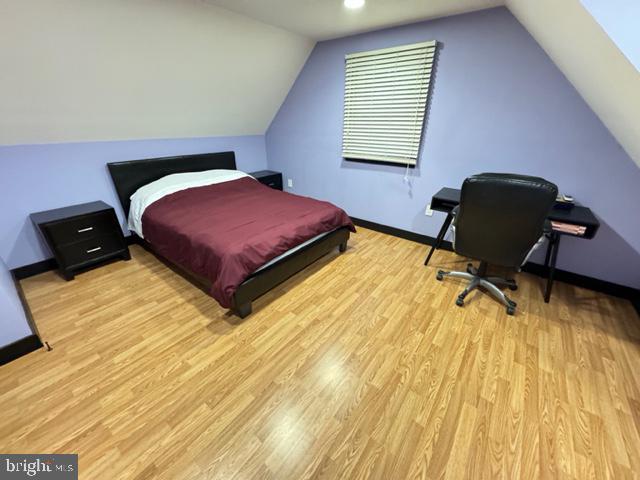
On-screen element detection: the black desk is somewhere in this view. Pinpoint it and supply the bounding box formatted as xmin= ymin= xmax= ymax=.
xmin=424 ymin=187 xmax=600 ymax=302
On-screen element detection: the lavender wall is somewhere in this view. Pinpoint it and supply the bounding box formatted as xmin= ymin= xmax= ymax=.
xmin=266 ymin=7 xmax=640 ymax=289
xmin=0 ymin=257 xmax=32 ymax=347
xmin=0 ymin=135 xmax=268 ymax=269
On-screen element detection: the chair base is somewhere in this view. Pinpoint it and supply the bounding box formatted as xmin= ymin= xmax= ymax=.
xmin=436 ymin=262 xmax=518 ymax=315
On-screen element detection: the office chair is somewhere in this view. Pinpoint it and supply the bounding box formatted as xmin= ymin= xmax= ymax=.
xmin=436 ymin=173 xmax=558 ymax=315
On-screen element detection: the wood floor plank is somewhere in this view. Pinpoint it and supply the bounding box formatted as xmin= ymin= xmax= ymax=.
xmin=1 ymin=227 xmax=638 ymax=479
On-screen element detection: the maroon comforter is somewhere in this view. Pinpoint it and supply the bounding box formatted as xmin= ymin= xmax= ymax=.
xmin=142 ymin=177 xmax=355 ymax=308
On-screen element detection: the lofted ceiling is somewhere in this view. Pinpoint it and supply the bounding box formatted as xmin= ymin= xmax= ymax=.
xmin=0 ymin=0 xmax=314 ymax=145
xmin=206 ymin=0 xmax=640 ymax=169
xmin=507 ymin=0 xmax=640 ymax=169
xmin=3 ymin=0 xmax=637 ymax=170
xmin=204 ymin=0 xmax=503 ymax=40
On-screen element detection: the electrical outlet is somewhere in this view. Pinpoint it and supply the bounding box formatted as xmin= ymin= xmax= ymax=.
xmin=287 ymin=178 xmax=293 ymax=188
xmin=425 ymin=204 xmax=433 ymax=216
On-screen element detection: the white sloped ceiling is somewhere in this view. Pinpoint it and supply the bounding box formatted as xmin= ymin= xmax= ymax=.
xmin=205 ymin=0 xmax=503 ymax=40
xmin=507 ymin=0 xmax=640 ymax=169
xmin=3 ymin=0 xmax=638 ymax=171
xmin=207 ymin=0 xmax=640 ymax=170
xmin=0 ymin=0 xmax=315 ymax=145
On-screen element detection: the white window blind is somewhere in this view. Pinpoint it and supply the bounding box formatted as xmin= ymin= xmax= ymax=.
xmin=342 ymin=40 xmax=437 ymax=166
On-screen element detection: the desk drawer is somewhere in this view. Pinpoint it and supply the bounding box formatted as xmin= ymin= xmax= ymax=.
xmin=57 ymin=234 xmax=125 ymax=268
xmin=46 ymin=211 xmax=116 ymax=246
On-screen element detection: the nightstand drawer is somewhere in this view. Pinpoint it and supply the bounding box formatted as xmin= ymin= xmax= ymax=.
xmin=249 ymin=170 xmax=283 ymax=191
xmin=57 ymin=234 xmax=126 ymax=268
xmin=46 ymin=211 xmax=117 ymax=246
xmin=262 ymin=175 xmax=283 ymax=190
xmin=31 ymin=201 xmax=130 ymax=280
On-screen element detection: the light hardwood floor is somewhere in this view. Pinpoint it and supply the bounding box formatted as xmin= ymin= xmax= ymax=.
xmin=1 ymin=227 xmax=639 ymax=479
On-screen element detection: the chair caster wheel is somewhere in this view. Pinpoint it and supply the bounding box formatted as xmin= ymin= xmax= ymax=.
xmin=508 ymin=284 xmax=518 ymax=291
xmin=456 ymin=298 xmax=464 ymax=307
xmin=436 ymin=271 xmax=444 ymax=281
xmin=506 ymin=306 xmax=516 ymax=315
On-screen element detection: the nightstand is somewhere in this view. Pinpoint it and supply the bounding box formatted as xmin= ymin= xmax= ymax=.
xmin=250 ymin=170 xmax=283 ymax=191
xmin=31 ymin=201 xmax=130 ymax=281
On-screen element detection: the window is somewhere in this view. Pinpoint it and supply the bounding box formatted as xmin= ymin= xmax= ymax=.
xmin=342 ymin=40 xmax=437 ymax=166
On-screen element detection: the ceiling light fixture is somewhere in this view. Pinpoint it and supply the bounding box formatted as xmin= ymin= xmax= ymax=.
xmin=344 ymin=0 xmax=365 ymax=10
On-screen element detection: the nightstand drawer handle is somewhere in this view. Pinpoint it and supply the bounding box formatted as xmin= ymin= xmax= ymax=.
xmin=78 ymin=227 xmax=94 ymax=233
xmin=268 ymin=182 xmax=276 ymax=186
xmin=86 ymin=247 xmax=102 ymax=253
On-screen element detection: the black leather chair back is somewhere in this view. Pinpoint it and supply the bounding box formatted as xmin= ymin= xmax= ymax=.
xmin=454 ymin=173 xmax=558 ymax=267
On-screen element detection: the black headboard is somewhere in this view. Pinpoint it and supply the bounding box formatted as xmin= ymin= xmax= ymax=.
xmin=107 ymin=151 xmax=237 ymax=217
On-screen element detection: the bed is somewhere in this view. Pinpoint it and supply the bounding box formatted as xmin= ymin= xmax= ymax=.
xmin=107 ymin=151 xmax=354 ymax=318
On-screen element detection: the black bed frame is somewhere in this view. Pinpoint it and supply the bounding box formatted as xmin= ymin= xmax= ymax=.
xmin=107 ymin=151 xmax=350 ymax=318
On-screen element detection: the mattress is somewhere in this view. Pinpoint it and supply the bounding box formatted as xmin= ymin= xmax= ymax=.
xmin=128 ymin=170 xmax=354 ymax=307
xmin=128 ymin=169 xmax=333 ymax=274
